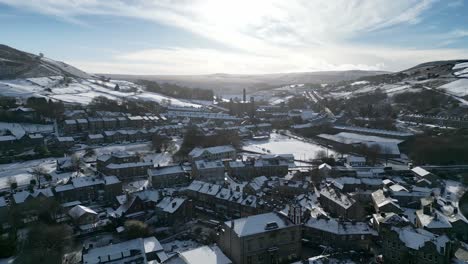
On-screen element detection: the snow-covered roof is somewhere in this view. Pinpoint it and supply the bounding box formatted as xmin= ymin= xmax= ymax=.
xmin=225 ymin=212 xmax=292 ymax=237
xmin=148 ymin=165 xmax=184 ymax=177
xmin=194 ymin=160 xmax=224 ymax=170
xmin=391 ymin=226 xmax=450 ymax=253
xmin=104 ymin=175 xmax=120 ymax=185
xmin=157 ymin=197 xmax=185 ymax=214
xmin=106 ymin=161 xmax=152 ymax=169
xmin=186 ymin=180 xmax=204 ymax=192
xmin=199 ymin=183 xmax=221 ymax=196
xmin=416 ymin=210 xmax=452 ymax=229
xmin=189 ymin=145 xmax=235 ymax=159
xmin=68 ymin=205 xmax=97 ymax=219
xmin=411 ymin=166 xmax=431 ymax=177
xmin=305 ymin=217 xmax=377 ymax=236
xmin=320 ymin=187 xmax=355 ymax=209
xmin=371 ymin=189 xmax=400 ymax=208
xmin=180 ymin=245 xmax=231 ymax=264
xmin=13 ymin=188 xmax=54 ymax=204
xmin=82 ymin=237 xmax=166 ymax=264
xmin=0 ymin=135 xmax=17 ymax=141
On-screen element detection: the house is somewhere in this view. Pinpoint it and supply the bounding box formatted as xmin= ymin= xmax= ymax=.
xmin=87 ymin=134 xmax=104 ymax=145
xmin=303 ymin=216 xmax=377 ymax=250
xmin=76 ymin=118 xmax=89 ymax=132
xmin=411 ymin=167 xmax=439 ymax=187
xmin=103 ymin=161 xmax=153 ymax=180
xmin=82 ymin=236 xmax=168 ymax=264
xmin=346 ymin=155 xmax=366 ymax=167
xmin=63 ymin=119 xmax=77 ymax=135
xmin=148 ymin=165 xmax=188 ymax=188
xmin=381 ymin=226 xmax=453 ymax=264
xmin=54 ymin=175 xmax=122 ymax=204
xmin=112 ymin=195 xmax=146 ymax=219
xmin=192 ymin=160 xmax=225 ymax=184
xmin=319 ymin=186 xmax=365 ymax=220
xmin=188 ymin=145 xmax=236 ymax=162
xmin=218 ymin=212 xmax=302 ymax=264
xmin=155 ymin=196 xmax=191 ymax=226
xmin=68 ymin=205 xmax=98 ymax=225
xmin=371 ymin=189 xmax=402 ymax=214
xmin=165 ymin=245 xmax=232 ymax=264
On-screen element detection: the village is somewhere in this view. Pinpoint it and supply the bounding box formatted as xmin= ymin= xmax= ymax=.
xmin=0 ymin=78 xmax=467 ymax=264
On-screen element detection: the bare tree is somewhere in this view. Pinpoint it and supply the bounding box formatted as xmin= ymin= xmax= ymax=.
xmin=70 ymin=153 xmax=81 ymax=173
xmin=31 ymin=166 xmax=48 ymax=188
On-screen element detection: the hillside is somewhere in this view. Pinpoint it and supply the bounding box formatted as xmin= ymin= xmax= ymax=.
xmin=0 ymin=44 xmax=90 ymax=80
xmin=104 ymin=70 xmax=387 ymax=94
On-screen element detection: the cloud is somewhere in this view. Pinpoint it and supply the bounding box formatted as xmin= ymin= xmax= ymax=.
xmin=69 ymin=45 xmax=467 ymax=75
xmin=3 ymin=0 xmax=467 ymax=74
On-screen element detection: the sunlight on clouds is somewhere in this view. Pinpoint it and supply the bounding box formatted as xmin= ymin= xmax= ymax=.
xmin=2 ymin=0 xmax=467 ymax=74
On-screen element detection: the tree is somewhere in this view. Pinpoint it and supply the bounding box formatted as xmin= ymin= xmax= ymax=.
xmin=8 ymin=177 xmax=17 ymax=191
xmin=123 ymin=220 xmax=150 ymax=240
xmin=315 ymin=150 xmax=327 ymax=160
xmin=15 ymin=223 xmax=73 ymax=264
xmin=70 ymin=153 xmax=81 ymax=172
xmin=31 ymin=166 xmax=48 ymax=188
xmin=151 ymin=133 xmax=171 ymax=153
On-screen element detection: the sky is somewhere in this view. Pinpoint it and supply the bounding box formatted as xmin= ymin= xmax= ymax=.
xmin=1 ymin=0 xmax=468 ymax=75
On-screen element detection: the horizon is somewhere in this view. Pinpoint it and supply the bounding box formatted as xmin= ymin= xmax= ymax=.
xmin=1 ymin=0 xmax=468 ymax=75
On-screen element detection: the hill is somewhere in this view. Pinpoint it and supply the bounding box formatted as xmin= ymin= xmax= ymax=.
xmin=0 ymin=44 xmax=90 ymax=80
xmin=103 ymin=70 xmax=388 ymax=94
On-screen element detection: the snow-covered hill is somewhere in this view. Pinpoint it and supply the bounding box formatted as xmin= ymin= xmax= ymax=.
xmin=324 ymin=60 xmax=468 ymax=104
xmin=0 ymin=76 xmax=201 ymax=107
xmin=0 ymin=44 xmax=90 ymax=79
xmin=0 ymin=44 xmax=202 ymax=107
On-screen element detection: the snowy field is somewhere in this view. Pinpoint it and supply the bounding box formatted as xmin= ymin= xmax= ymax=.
xmin=453 ymin=62 xmax=468 ymax=70
xmin=243 ymin=132 xmax=334 ymax=161
xmin=0 ymin=158 xmax=56 ymax=189
xmin=439 ymin=79 xmax=468 ymax=97
xmin=0 ymin=77 xmax=202 ymax=108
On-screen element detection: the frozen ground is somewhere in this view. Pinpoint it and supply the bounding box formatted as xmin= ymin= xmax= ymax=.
xmin=0 ymin=77 xmax=202 ymax=108
xmin=439 ymin=79 xmax=468 ymax=97
xmin=243 ymin=132 xmax=335 ymax=161
xmin=0 ymin=158 xmax=56 ymax=189
xmin=453 ymin=62 xmax=468 ymax=70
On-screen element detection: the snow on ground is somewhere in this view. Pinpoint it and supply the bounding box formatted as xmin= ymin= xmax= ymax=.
xmin=439 ymin=79 xmax=468 ymax=97
xmin=27 ymin=76 xmax=63 ymax=87
xmin=0 ymin=122 xmax=53 ymax=138
xmin=444 ymin=180 xmax=466 ymax=204
xmin=0 ymin=158 xmax=56 ymax=189
xmin=270 ymin=95 xmax=293 ymax=105
xmin=351 ymin=80 xmax=369 ymax=86
xmin=454 ymin=67 xmax=468 ymax=76
xmin=243 ymin=132 xmax=334 ymax=161
xmin=453 ymin=62 xmax=468 ymax=70
xmin=0 ymin=79 xmax=45 ymax=97
xmin=0 ymin=76 xmax=202 ymax=108
xmin=133 ymin=92 xmax=201 ymax=108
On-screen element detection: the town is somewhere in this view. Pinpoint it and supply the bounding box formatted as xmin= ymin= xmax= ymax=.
xmin=0 ymin=55 xmax=468 ymax=264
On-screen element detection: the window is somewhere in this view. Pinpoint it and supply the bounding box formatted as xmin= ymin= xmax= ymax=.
xmin=258 ymin=237 xmax=265 ymax=249
xmin=247 ymin=240 xmax=254 ymax=252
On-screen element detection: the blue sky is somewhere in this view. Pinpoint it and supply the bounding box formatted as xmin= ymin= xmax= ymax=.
xmin=1 ymin=0 xmax=468 ymax=75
